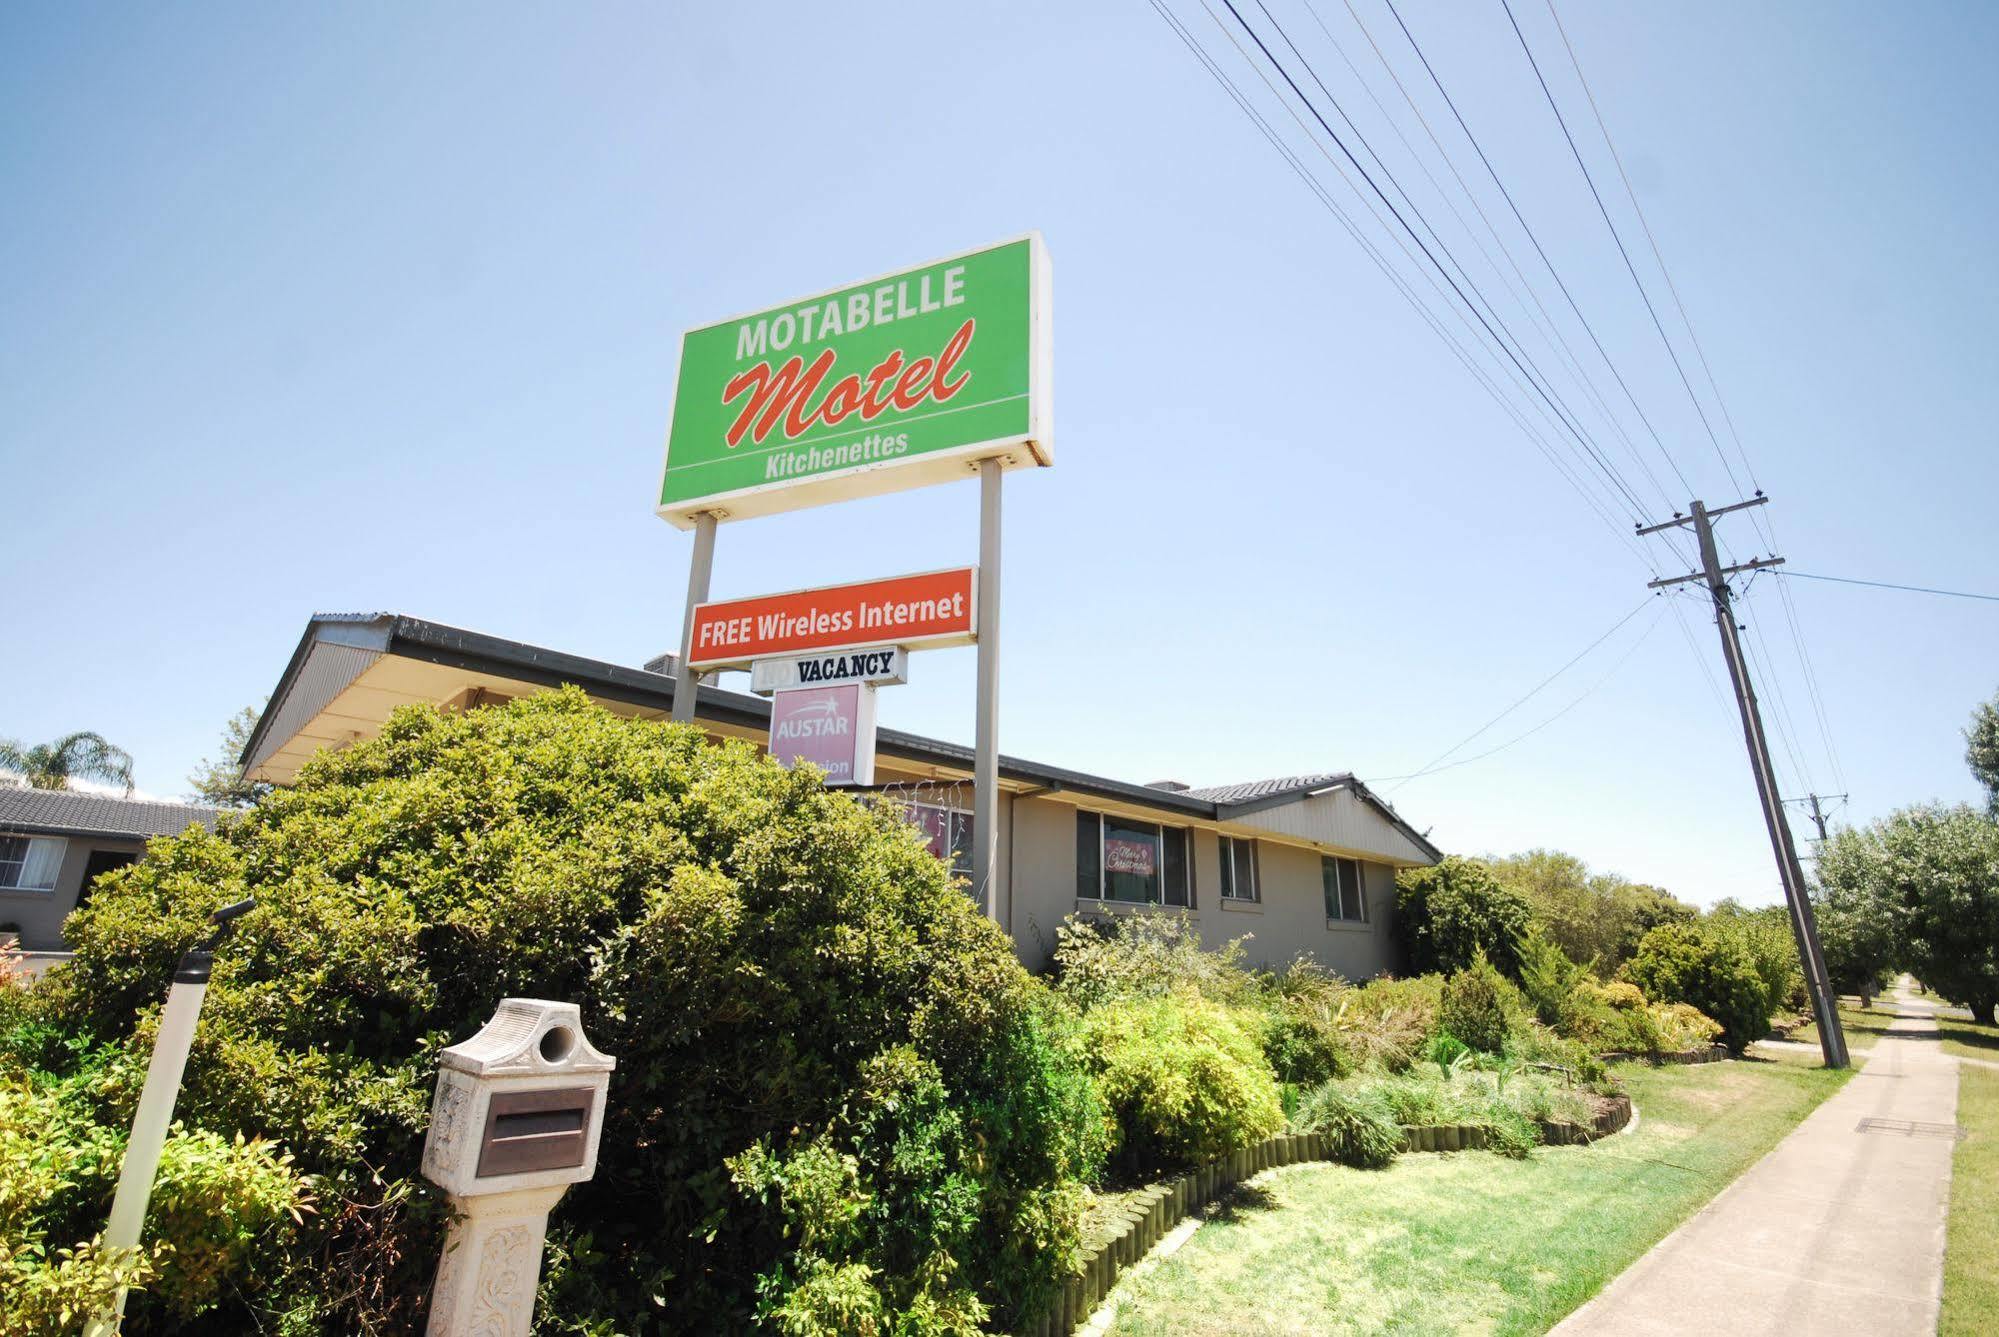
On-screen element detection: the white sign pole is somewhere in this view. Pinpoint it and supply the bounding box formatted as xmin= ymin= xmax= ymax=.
xmin=671 ymin=511 xmax=719 ymax=722
xmin=972 ymin=458 xmax=1002 ymax=921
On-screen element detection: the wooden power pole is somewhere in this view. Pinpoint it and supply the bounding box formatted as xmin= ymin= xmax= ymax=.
xmin=1641 ymin=495 xmax=1849 ymax=1068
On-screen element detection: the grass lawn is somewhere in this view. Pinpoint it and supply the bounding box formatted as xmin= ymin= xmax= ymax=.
xmin=1100 ymin=1055 xmax=1850 ymax=1337
xmin=1942 ymin=1063 xmax=1999 ymax=1336
xmin=1794 ymin=995 xmax=1999 ymax=1064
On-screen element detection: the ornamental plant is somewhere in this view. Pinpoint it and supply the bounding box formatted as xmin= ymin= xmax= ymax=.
xmin=1437 ymin=953 xmax=1523 ymax=1055
xmin=1080 ymin=991 xmax=1284 ymax=1171
xmin=36 ymin=689 xmax=1104 ymax=1333
xmin=1624 ymin=921 xmax=1773 ymax=1052
xmin=0 ymin=1037 xmax=306 ymax=1333
xmin=1393 ymin=857 xmax=1531 ymax=977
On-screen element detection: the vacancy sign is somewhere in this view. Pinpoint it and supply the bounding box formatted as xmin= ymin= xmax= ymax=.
xmin=688 ymin=568 xmax=975 ymax=670
xmin=657 ymin=234 xmax=1053 ymax=528
xmin=750 ymin=646 xmax=907 ymax=696
xmin=769 ymin=683 xmax=877 ymax=786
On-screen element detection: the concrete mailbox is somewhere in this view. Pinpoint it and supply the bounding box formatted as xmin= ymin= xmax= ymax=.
xmin=421 ymin=999 xmax=614 ymax=1336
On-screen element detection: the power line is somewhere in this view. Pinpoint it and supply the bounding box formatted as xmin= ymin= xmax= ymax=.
xmin=1540 ymin=0 xmax=1759 ymax=495
xmin=1740 ymin=608 xmax=1815 ymax=794
xmin=1377 ymin=0 xmax=1699 ymax=516
xmin=1381 ymin=594 xmax=1657 ymax=792
xmin=1497 ymin=0 xmax=1742 ymax=495
xmin=1304 ymin=0 xmax=1680 ymax=518
xmin=1373 ymin=597 xmax=1664 ymax=786
xmin=1217 ymin=0 xmax=1656 ymax=521
xmin=1538 ymin=0 xmax=1846 ymax=794
xmin=1147 ymin=0 xmax=1658 ymax=558
xmin=1773 ymin=570 xmax=1999 ymax=604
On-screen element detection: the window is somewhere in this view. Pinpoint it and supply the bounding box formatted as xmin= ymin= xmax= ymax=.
xmin=1322 ymin=856 xmax=1366 ymax=923
xmin=1219 ymin=837 xmax=1259 ymax=902
xmin=0 ymin=836 xmax=65 ymax=892
xmin=1076 ymin=812 xmax=1190 ymax=907
xmin=907 ymin=804 xmax=974 ymax=882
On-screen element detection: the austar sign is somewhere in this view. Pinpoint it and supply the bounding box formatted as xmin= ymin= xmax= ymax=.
xmin=657 ymin=235 xmax=1052 ymax=528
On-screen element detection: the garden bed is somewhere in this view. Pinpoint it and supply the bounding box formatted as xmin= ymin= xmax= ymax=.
xmin=1405 ymin=1092 xmax=1633 ymax=1151
xmin=1032 ymin=1092 xmax=1637 ymax=1335
xmin=1599 ymin=1042 xmax=1729 ymax=1066
xmin=1090 ymin=1056 xmax=1851 ymax=1336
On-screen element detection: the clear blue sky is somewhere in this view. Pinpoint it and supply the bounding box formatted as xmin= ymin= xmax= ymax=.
xmin=4 ymin=1 xmax=1994 ymax=907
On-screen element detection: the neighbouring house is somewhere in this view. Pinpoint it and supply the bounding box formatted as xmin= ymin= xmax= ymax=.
xmin=240 ymin=613 xmax=1441 ymax=976
xmin=0 ymin=788 xmax=219 ymax=955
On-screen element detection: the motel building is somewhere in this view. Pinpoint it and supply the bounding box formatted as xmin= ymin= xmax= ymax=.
xmin=241 ymin=612 xmax=1441 ymax=977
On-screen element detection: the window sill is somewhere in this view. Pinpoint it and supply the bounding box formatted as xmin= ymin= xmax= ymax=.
xmin=1075 ymin=899 xmax=1196 ymax=917
xmin=1325 ymin=918 xmax=1372 ymax=932
xmin=1218 ymin=899 xmax=1262 ymax=914
xmin=0 ymin=887 xmax=56 ymax=898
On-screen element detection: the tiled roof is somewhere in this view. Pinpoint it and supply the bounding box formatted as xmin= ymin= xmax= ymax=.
xmin=0 ymin=788 xmax=219 ymax=839
xmin=1181 ymin=773 xmax=1353 ymax=805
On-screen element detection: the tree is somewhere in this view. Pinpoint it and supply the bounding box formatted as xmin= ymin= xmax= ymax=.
xmin=1618 ymin=884 xmax=1699 ymax=961
xmin=1486 ymin=849 xmax=1609 ymax=965
xmin=1812 ymin=837 xmax=1898 ymax=1007
xmin=1486 ymin=849 xmax=1696 ymax=969
xmin=41 ymin=689 xmax=1102 ymax=1332
xmin=0 ymin=731 xmax=133 ymax=793
xmin=186 ymin=703 xmax=270 ymax=807
xmin=1625 ymin=921 xmax=1773 ymax=1053
xmin=1967 ymin=688 xmax=1999 ymax=816
xmin=1705 ymin=900 xmax=1806 ymax=1014
xmin=1394 ymin=855 xmax=1531 ymax=977
xmin=1822 ymin=804 xmax=1999 ymax=1024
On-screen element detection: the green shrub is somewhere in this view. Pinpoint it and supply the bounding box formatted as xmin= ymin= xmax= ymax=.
xmin=1081 ymin=993 xmax=1283 ymax=1170
xmin=1289 ymin=1083 xmax=1403 ymax=1168
xmin=1508 ymin=1021 xmax=1609 ymax=1086
xmin=1707 ymin=902 xmax=1806 ymax=1014
xmin=1250 ymin=959 xmax=1353 ymax=1086
xmin=1051 ymin=913 xmax=1250 ymax=1009
xmin=1293 ymin=1063 xmax=1597 ymax=1164
xmin=1625 ymin=922 xmax=1773 ymax=1052
xmin=1393 ymin=857 xmax=1531 ymax=977
xmin=41 ymin=690 xmax=1103 ymax=1333
xmin=1516 ymin=930 xmax=1591 ymax=1031
xmin=1329 ymin=974 xmax=1441 ymax=1072
xmin=1438 ymin=954 xmax=1522 ymax=1054
xmin=0 ymin=1049 xmax=306 ymax=1332
xmin=1651 ymin=1002 xmax=1723 ymax=1052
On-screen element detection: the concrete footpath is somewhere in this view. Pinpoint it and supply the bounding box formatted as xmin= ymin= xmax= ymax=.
xmin=1552 ymin=985 xmax=1960 ymax=1336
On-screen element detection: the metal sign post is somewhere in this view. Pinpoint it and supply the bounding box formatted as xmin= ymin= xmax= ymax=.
xmin=972 ymin=458 xmax=1002 ymax=919
xmin=671 ymin=510 xmax=718 ymax=722
xmin=657 ymin=234 xmax=1050 ymax=924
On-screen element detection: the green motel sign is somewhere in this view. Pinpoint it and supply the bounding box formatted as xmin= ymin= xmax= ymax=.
xmin=657 ymin=234 xmax=1052 ymax=527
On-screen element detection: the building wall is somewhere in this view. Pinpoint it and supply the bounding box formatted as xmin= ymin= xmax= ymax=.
xmin=1002 ymin=796 xmax=1403 ymax=980
xmin=1 ymin=833 xmax=147 ymax=952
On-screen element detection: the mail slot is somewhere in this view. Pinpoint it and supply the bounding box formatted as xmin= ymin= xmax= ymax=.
xmin=476 ymin=1088 xmax=595 ymax=1178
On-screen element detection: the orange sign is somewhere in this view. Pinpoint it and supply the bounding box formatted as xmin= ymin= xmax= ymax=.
xmin=687 ymin=567 xmax=976 ymax=669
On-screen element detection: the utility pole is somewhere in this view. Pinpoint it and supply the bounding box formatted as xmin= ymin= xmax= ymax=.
xmin=1791 ymin=792 xmax=1847 ymax=844
xmin=1641 ymin=495 xmax=1849 ymax=1068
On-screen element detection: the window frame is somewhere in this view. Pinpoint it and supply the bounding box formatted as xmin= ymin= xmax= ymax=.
xmin=0 ymin=834 xmax=67 ymax=894
xmin=906 ymin=802 xmax=974 ymax=883
xmin=1218 ymin=836 xmax=1260 ymax=903
xmin=1075 ymin=812 xmax=1192 ymax=909
xmin=1322 ymin=855 xmax=1367 ymax=924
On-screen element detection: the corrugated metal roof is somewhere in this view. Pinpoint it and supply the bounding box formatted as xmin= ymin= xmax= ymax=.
xmin=0 ymin=788 xmax=218 ymax=839
xmin=1183 ymin=773 xmax=1352 ymax=804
